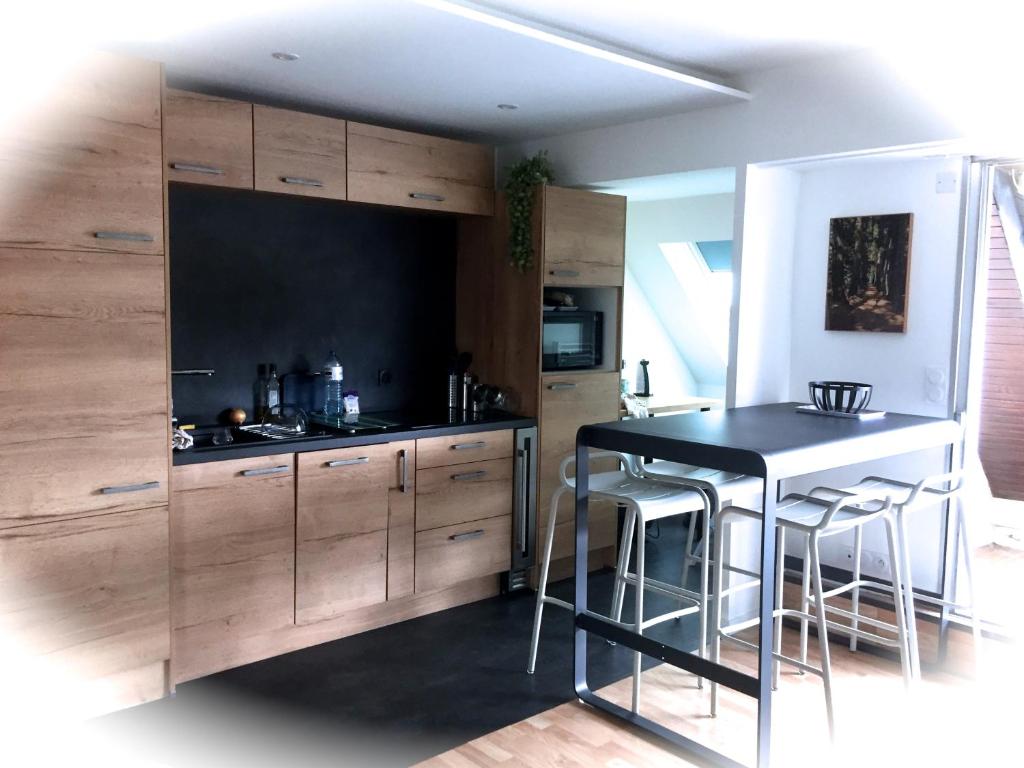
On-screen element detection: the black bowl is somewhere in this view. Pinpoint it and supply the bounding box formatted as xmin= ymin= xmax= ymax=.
xmin=808 ymin=381 xmax=873 ymax=413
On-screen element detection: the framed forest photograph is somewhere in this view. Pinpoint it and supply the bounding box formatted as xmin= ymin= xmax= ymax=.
xmin=826 ymin=212 xmax=913 ymax=333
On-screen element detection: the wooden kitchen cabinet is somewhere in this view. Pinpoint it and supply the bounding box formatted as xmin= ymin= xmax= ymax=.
xmin=415 ymin=515 xmax=511 ymax=594
xmin=295 ymin=442 xmax=413 ymax=624
xmin=542 ymin=186 xmax=626 ymax=287
xmin=0 ymin=51 xmax=163 ymax=254
xmin=538 ymin=371 xmax=622 ymax=561
xmin=253 ymin=105 xmax=347 ymax=200
xmin=0 ymin=247 xmax=169 ymax=528
xmin=0 ymin=506 xmax=170 ymax=717
xmin=413 ymin=431 xmax=513 ymax=593
xmin=347 ymin=122 xmax=494 ymax=216
xmin=171 ymin=454 xmax=295 ymax=683
xmin=163 ymin=89 xmax=254 ymax=189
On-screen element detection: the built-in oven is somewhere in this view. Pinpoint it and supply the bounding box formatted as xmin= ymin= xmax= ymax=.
xmin=542 ymin=309 xmax=603 ymax=371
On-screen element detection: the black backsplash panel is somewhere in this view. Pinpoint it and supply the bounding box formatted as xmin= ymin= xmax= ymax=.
xmin=170 ymin=184 xmax=456 ymax=425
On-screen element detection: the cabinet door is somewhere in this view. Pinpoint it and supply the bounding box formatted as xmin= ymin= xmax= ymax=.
xmin=163 ymin=89 xmax=253 ymax=189
xmin=416 ymin=429 xmax=513 ymax=469
xmin=543 ymin=186 xmax=626 ymax=287
xmin=539 ymin=372 xmax=622 ymax=561
xmin=295 ymin=443 xmax=404 ymax=624
xmin=0 ymin=51 xmax=163 ymax=254
xmin=0 ymin=506 xmax=170 ymax=717
xmin=0 ymin=247 xmax=168 ymax=528
xmin=171 ymin=455 xmax=294 ymax=683
xmin=253 ymin=105 xmax=347 ymax=201
xmin=347 ymin=122 xmax=494 ymax=215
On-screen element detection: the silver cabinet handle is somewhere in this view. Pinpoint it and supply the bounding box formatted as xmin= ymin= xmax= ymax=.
xmin=451 ymin=441 xmax=486 ymax=451
xmin=325 ymin=456 xmax=369 ymax=468
xmin=409 ymin=192 xmax=445 ymax=202
xmin=547 ymin=382 xmax=578 ymax=390
xmin=516 ymin=448 xmax=528 ymax=553
xmin=241 ymin=465 xmax=290 ymax=477
xmin=170 ymin=162 xmax=225 ymax=175
xmin=549 ymin=269 xmax=580 ymax=278
xmin=171 ymin=369 xmax=215 ymax=376
xmin=451 ymin=470 xmax=487 ymax=482
xmin=94 ymin=231 xmax=155 ymax=243
xmin=449 ymin=529 xmax=485 ymax=542
xmin=100 ymin=480 xmax=160 ymax=495
xmin=282 ymin=176 xmax=324 ymax=187
xmin=399 ymin=448 xmax=409 ymax=493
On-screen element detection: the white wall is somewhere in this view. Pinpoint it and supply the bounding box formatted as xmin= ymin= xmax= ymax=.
xmin=781 ymin=157 xmax=963 ymax=591
xmin=621 ymin=268 xmax=698 ymax=399
xmin=624 ymin=193 xmax=735 ymax=399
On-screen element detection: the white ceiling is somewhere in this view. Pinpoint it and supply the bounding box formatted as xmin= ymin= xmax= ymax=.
xmin=587 ymin=168 xmax=736 ymax=201
xmin=12 ymin=1 xmax=983 ymax=144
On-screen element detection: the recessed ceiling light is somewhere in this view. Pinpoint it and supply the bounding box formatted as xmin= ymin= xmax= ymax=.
xmin=271 ymin=52 xmax=300 ymax=62
xmin=497 ymin=103 xmax=519 ymax=111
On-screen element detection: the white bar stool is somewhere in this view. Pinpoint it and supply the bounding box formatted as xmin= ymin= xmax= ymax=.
xmin=527 ymin=451 xmax=711 ymax=713
xmin=711 ymin=491 xmax=913 ymax=740
xmin=812 ymin=470 xmax=980 ymax=678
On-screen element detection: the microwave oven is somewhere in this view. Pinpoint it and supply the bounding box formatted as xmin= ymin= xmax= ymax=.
xmin=542 ymin=309 xmax=603 ymax=371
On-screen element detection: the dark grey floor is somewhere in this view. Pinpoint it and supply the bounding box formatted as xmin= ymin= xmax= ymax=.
xmin=91 ymin=518 xmax=701 ymax=768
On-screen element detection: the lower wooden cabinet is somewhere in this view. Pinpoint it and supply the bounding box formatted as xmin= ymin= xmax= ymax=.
xmin=415 ymin=515 xmax=511 ymax=594
xmin=0 ymin=506 xmax=169 ymax=717
xmin=171 ymin=454 xmax=295 ymax=683
xmin=296 ymin=442 xmax=413 ymax=624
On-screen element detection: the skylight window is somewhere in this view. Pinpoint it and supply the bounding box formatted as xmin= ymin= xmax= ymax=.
xmin=659 ymin=241 xmax=733 ymax=362
xmin=695 ymin=240 xmax=733 ymax=272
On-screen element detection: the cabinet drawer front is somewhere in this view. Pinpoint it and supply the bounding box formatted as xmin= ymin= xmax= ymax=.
xmin=254 ymin=105 xmax=347 ymax=201
xmin=164 ymin=89 xmax=254 ymax=190
xmin=171 ymin=455 xmax=295 ymax=682
xmin=0 ymin=248 xmax=168 ymax=527
xmin=415 ymin=515 xmax=511 ymax=594
xmin=543 ymin=186 xmax=625 ymax=287
xmin=347 ymin=122 xmax=494 ymax=216
xmin=0 ymin=506 xmax=170 ymax=695
xmin=539 ymin=371 xmax=621 ymax=541
xmin=416 ymin=429 xmax=513 ymax=469
xmin=0 ymin=52 xmax=163 ymax=254
xmin=416 ymin=458 xmax=513 ymax=532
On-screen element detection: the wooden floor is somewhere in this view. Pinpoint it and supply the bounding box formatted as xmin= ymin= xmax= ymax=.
xmin=420 ymin=624 xmax=1020 ymax=767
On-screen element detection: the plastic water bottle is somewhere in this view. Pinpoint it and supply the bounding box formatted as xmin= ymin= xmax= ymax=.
xmin=322 ymin=350 xmax=344 ymax=416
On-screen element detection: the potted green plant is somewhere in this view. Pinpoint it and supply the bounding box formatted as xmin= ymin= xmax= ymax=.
xmin=503 ymin=151 xmax=555 ymax=272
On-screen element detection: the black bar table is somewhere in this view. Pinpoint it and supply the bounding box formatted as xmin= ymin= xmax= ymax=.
xmin=573 ymin=402 xmax=961 ymax=768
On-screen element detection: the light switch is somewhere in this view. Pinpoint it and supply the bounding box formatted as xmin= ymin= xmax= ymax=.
xmin=925 ymin=365 xmax=947 ymax=403
xmin=936 ymin=171 xmax=957 ymax=194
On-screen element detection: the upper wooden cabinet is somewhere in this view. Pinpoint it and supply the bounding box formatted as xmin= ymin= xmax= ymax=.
xmin=253 ymin=105 xmax=347 ymax=200
xmin=0 ymin=247 xmax=168 ymax=527
xmin=295 ymin=442 xmax=409 ymax=624
xmin=542 ymin=186 xmax=626 ymax=287
xmin=347 ymin=122 xmax=494 ymax=216
xmin=163 ymin=89 xmax=254 ymax=189
xmin=0 ymin=52 xmax=163 ymax=254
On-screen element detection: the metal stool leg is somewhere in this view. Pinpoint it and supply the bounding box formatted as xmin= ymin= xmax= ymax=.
xmin=772 ymin=526 xmax=785 ymax=690
xmin=882 ymin=513 xmax=913 ymax=688
xmin=850 ymin=525 xmax=863 ymax=652
xmin=528 ymin=487 xmax=567 ymax=674
xmin=808 ymin=533 xmax=836 ymax=740
xmin=611 ymin=509 xmax=636 ymax=624
xmin=710 ymin=513 xmax=729 ymax=717
xmin=682 ymin=507 xmax=699 ymax=583
xmin=696 ymin=502 xmax=712 ymax=690
xmin=895 ymin=508 xmax=921 ymax=678
xmin=799 ymin=536 xmax=810 ymax=672
xmin=632 ymin=507 xmax=646 ymax=714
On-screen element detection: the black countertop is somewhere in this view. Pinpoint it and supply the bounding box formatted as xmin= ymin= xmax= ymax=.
xmin=173 ymin=409 xmax=536 ymax=466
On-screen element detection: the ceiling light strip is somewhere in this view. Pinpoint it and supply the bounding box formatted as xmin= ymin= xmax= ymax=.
xmin=413 ymin=0 xmax=751 ymax=101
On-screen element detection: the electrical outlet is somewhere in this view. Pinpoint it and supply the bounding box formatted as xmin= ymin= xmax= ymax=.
xmin=860 ymin=548 xmax=890 ymax=578
xmin=377 ymin=368 xmax=392 ymax=386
